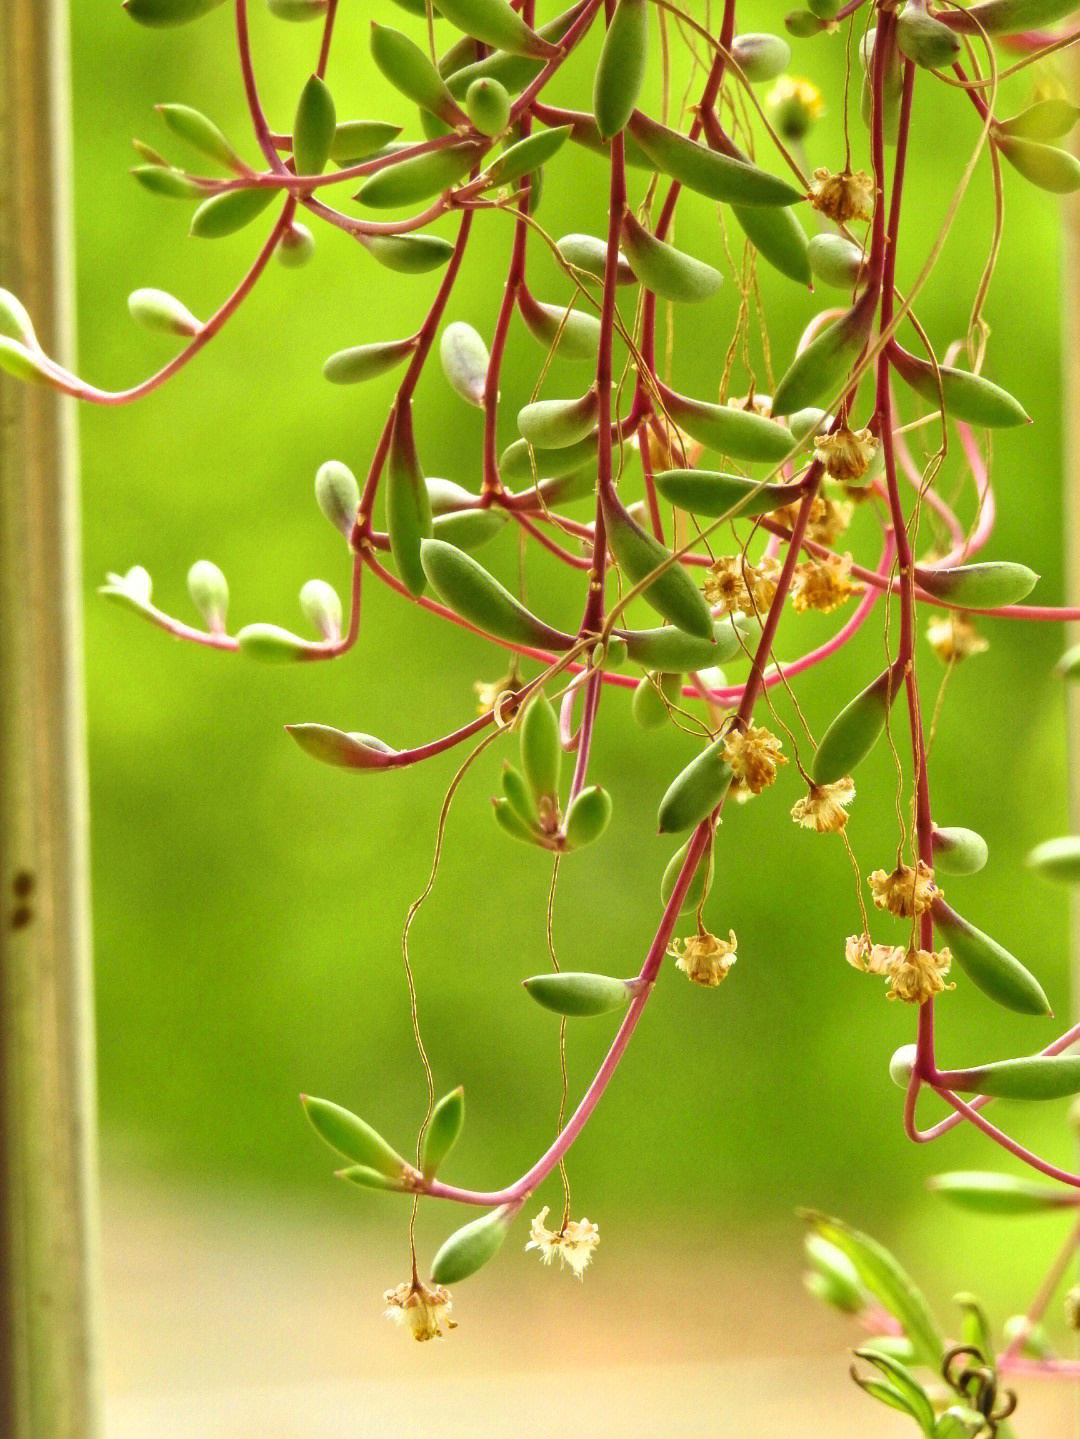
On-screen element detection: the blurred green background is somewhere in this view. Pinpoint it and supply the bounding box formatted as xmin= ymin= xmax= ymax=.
xmin=72 ymin=0 xmax=1076 ymax=1343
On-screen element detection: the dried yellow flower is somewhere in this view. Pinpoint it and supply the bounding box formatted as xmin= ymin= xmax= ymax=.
xmin=384 ymin=1279 xmax=456 ymax=1341
xmin=808 ymin=167 xmax=876 ymax=224
xmin=791 ymin=777 xmax=855 ymax=833
xmin=723 ymin=724 xmax=788 ymax=794
xmin=474 ymin=671 xmax=519 ymax=718
xmin=814 ymin=426 xmax=879 ymax=482
xmin=885 ymin=945 xmax=955 ymax=1005
xmin=726 ymin=392 xmax=773 ymax=418
xmin=869 ymin=860 xmax=940 ymax=918
xmin=792 ymin=553 xmax=862 ymax=614
xmin=845 ymin=933 xmax=904 ymax=975
xmin=669 ymin=928 xmax=738 ymax=987
xmin=703 ymin=554 xmax=756 ymax=615
xmin=927 ymin=614 xmax=989 ymax=663
xmin=525 ymin=1206 xmax=600 ymax=1278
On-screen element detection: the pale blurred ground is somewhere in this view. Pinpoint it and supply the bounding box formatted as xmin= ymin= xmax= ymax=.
xmin=102 ymin=1176 xmax=1078 ymax=1439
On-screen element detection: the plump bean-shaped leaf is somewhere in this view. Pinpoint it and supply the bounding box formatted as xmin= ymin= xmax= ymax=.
xmin=190 ymin=186 xmax=275 ymax=239
xmin=732 ymin=203 xmax=812 ymax=285
xmin=1028 ymin=835 xmax=1080 ymax=883
xmin=286 ymin=725 xmax=399 ymax=770
xmin=299 ymin=579 xmax=342 ymax=640
xmin=812 ymin=669 xmax=897 ymax=784
xmin=157 ymin=104 xmax=242 ymax=169
xmin=933 ymin=902 xmax=1052 ymax=1016
xmin=896 ymin=7 xmax=961 ymax=68
xmin=594 ymin=0 xmax=648 ymax=140
xmin=431 ymin=1207 xmax=512 ymax=1284
xmin=999 ymin=98 xmax=1080 ymax=141
xmin=622 ymin=619 xmax=740 ymax=670
xmin=807 ymin=233 xmax=867 ymax=289
xmin=800 ymin=1212 xmax=943 ymax=1367
xmin=928 ymin=1171 xmax=1078 ymax=1215
xmin=500 ymin=432 xmax=599 ymax=489
xmin=633 ymin=671 xmax=680 ymax=729
xmin=660 ymin=835 xmax=714 ymax=914
xmin=432 ymin=507 xmax=506 ymax=550
xmin=662 ymin=390 xmax=795 ymax=463
xmin=132 ymin=165 xmax=207 ymax=200
xmin=124 ymin=0 xmax=225 ymax=24
xmin=951 ymin=1055 xmax=1080 ymax=1100
xmin=0 ymin=290 xmax=37 ymax=347
xmin=628 ymin=112 xmax=803 ymax=206
xmin=420 ymin=539 xmax=572 ymax=648
xmin=949 ymin=0 xmax=1079 ymax=34
xmin=315 ymin=460 xmax=359 ymax=536
xmin=236 ymin=623 xmax=315 ymax=662
xmin=997 ymin=133 xmax=1080 ymax=193
xmin=890 ymin=346 xmax=1030 ymax=426
xmin=556 ymin=232 xmax=636 ymax=283
xmin=523 ymin=972 xmax=635 ymax=1016
xmin=483 ymin=126 xmax=570 ymax=188
xmin=128 ymin=287 xmax=201 ymax=336
xmin=657 ymin=738 xmax=732 ymax=832
xmin=518 ymin=290 xmax=601 ymax=361
xmin=914 ymin=561 xmax=1038 ymax=608
xmin=421 ymin=1088 xmax=465 ymax=1180
xmin=301 ymin=1096 xmax=407 ymax=1177
xmin=187 ymin=560 xmax=228 ymax=629
xmin=440 ymin=321 xmax=490 ymax=407
xmin=293 ymin=74 xmax=336 ymax=178
xmin=786 ymin=9 xmax=830 ymax=36
xmin=520 ymin=692 xmax=561 ymax=801
xmin=1059 ymin=642 xmax=1080 ymax=678
xmin=466 ymin=78 xmax=512 ymax=135
xmin=364 ymin=233 xmax=455 ymax=273
xmin=336 ymin=1164 xmax=407 ymax=1191
xmin=620 ymin=212 xmax=723 ymax=303
xmin=357 ymin=142 xmax=486 ymax=207
xmin=731 ymin=32 xmax=790 ymax=83
xmin=329 ymin=121 xmax=403 ymax=165
xmin=493 ymin=797 xmax=544 ymax=844
xmin=654 ymin=469 xmax=802 ymax=518
xmin=386 ymin=405 xmax=432 ymax=597
xmin=370 ymin=24 xmax=466 ymax=125
xmin=771 ymin=290 xmax=876 ymax=416
xmin=267 ymin=0 xmax=328 ymax=17
xmin=932 ymin=826 xmax=989 ymax=876
xmin=517 ymin=390 xmax=599 ymax=449
xmin=435 ymin=0 xmax=557 ymax=58
xmin=501 ymin=763 xmax=539 ymax=825
xmin=602 ymin=491 xmax=715 ymax=639
xmin=323 ymin=337 xmax=415 ymax=385
xmin=564 ymin=785 xmax=613 ymax=848
xmin=444 ymin=4 xmax=578 ymax=95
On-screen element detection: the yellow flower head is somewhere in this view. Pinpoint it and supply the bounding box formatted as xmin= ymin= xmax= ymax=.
xmin=792 ymin=553 xmax=862 ymax=614
xmin=792 ymin=777 xmax=855 ymax=833
xmin=869 ymin=860 xmax=940 ymax=918
xmin=723 ymin=724 xmax=788 ymax=794
xmin=669 ymin=928 xmax=738 ymax=987
xmin=885 ymin=945 xmax=955 ymax=1005
xmin=808 ymin=167 xmax=876 ymax=224
xmin=927 ymin=614 xmax=989 ymax=663
xmin=845 ymin=932 xmax=904 ymax=975
xmin=474 ymin=671 xmax=519 ymax=719
xmin=767 ymin=77 xmax=826 ymax=141
xmin=703 ymin=554 xmax=756 ymax=616
xmin=525 ymin=1206 xmax=600 ymax=1278
xmin=814 ymin=426 xmax=879 ymax=482
xmin=384 ymin=1279 xmax=456 ymax=1341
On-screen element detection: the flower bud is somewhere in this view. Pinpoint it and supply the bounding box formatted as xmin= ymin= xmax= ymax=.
xmin=356 ymin=142 xmax=485 ymax=208
xmin=889 ymin=1044 xmax=917 ymax=1089
xmin=187 ymin=560 xmax=229 ymax=631
xmin=237 ymin=623 xmax=314 ymax=662
xmin=520 ymin=692 xmax=561 ymax=803
xmin=523 ymin=972 xmax=636 ymax=1016
xmin=277 ymin=222 xmax=315 ymax=267
xmin=731 ymin=33 xmax=790 ymax=84
xmin=620 ymin=212 xmax=723 ymax=304
xmin=421 ymin=1087 xmax=465 ymax=1180
xmin=440 ymin=321 xmax=490 ymax=407
xmin=517 ymin=289 xmax=601 ymax=362
xmin=190 ymin=187 xmax=275 ymax=240
xmin=563 ymin=785 xmax=612 ymax=848
xmin=315 ymin=460 xmax=360 ymax=536
xmin=420 ymin=539 xmax=571 ymax=648
xmin=128 ymin=287 xmax=202 ymax=337
xmin=371 ymin=24 xmax=467 ymax=126
xmin=517 ymin=390 xmax=600 ymax=450
xmin=123 ymin=0 xmax=226 ymax=25
xmin=933 ymin=902 xmax=1051 ymax=1016
xmin=299 ymin=579 xmax=342 ymax=641
xmin=286 ymin=725 xmax=398 ymax=771
xmin=932 ymin=826 xmax=989 ymax=876
xmin=662 ymin=388 xmax=794 ymax=463
xmin=156 ymin=103 xmax=243 ymax=170
xmin=653 ymin=469 xmax=802 ymax=518
xmin=1027 ymin=835 xmax=1080 ymax=883
xmin=628 ymin=112 xmax=802 ymax=206
xmin=594 ymin=0 xmax=648 ymax=141
xmin=466 ymin=78 xmax=512 ymax=136
xmin=602 ymin=489 xmax=715 ymax=639
xmin=657 ymin=738 xmax=732 ymax=833
xmin=767 ymin=73 xmax=825 ymax=136
xmin=430 ymin=1206 xmax=513 ymax=1286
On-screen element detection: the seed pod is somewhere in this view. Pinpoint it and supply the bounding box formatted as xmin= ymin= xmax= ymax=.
xmin=932 ymin=826 xmax=989 ymax=876
xmin=812 ymin=668 xmax=898 ymax=785
xmin=771 ymin=290 xmax=877 ymax=416
xmin=785 ymin=10 xmax=830 ymax=36
xmin=128 ymin=288 xmax=202 ymax=337
xmin=156 ymin=103 xmax=243 ymax=171
xmin=622 ymin=619 xmax=741 ymax=670
xmin=493 ymin=797 xmax=544 ymax=844
xmin=430 ymin=1207 xmax=513 ymax=1285
xmin=888 ymin=1044 xmax=917 ymax=1089
xmin=370 ymin=24 xmax=467 ymax=126
xmin=933 ymin=902 xmax=1052 ymax=1016
xmin=278 ymin=222 xmax=315 ymax=267
xmin=564 ymin=785 xmax=613 ymax=848
xmin=653 ymin=469 xmax=802 ymax=518
xmin=132 ymin=165 xmax=207 ymax=200
xmin=329 ymin=120 xmax=403 ymax=165
xmin=301 ymin=1095 xmax=407 ymax=1178
xmin=434 ymin=0 xmax=557 ymax=58
xmin=518 ymin=289 xmax=601 ymax=362
xmin=363 ymin=233 xmax=455 ymax=273
xmin=520 ymin=692 xmax=561 ymax=802
xmin=804 ymin=1235 xmax=866 ymax=1315
xmin=336 ymin=1165 xmax=407 ymax=1191
xmin=807 ymin=233 xmax=867 ymax=289
xmin=124 ymin=0 xmax=226 ymax=24
xmin=523 ymin=972 xmax=635 ymax=1016
xmin=999 ymin=98 xmax=1080 ymax=141
xmin=501 ymin=762 xmax=539 ymax=825
xmin=602 ymin=490 xmax=715 ymax=639
xmin=891 ymin=345 xmax=1029 ymax=426
xmin=661 ymin=390 xmax=795 ymax=463
xmin=440 ymin=321 xmax=490 ymax=407
xmin=996 ymin=133 xmax=1080 ymax=193
xmin=299 ymin=579 xmax=343 ymax=640
xmin=0 ymin=290 xmax=37 ymax=348
xmin=237 ymin=623 xmax=316 ymax=662
xmin=1028 ymin=835 xmax=1080 ymax=883
xmin=731 ymin=33 xmax=790 ymax=83
xmin=190 ymin=186 xmax=275 ymax=239
xmin=267 ymin=0 xmax=328 ymax=17
xmin=633 ymin=671 xmax=680 ymax=729
xmin=386 ymin=403 xmax=433 ymax=597
xmin=483 ymin=126 xmax=570 ymax=187
xmin=660 ymin=835 xmax=714 ymax=914
xmin=620 ymin=212 xmax=723 ymax=304
xmin=286 ymin=725 xmax=399 ymax=771
xmin=950 ymin=1055 xmax=1080 ymax=1101
xmin=323 ymin=337 xmax=415 ymax=385
xmin=732 ymin=204 xmax=812 ymax=285
xmin=517 ymin=390 xmax=599 ymax=449
xmin=315 ymin=460 xmax=360 ymax=536
xmin=628 ymin=113 xmax=803 ymax=206
xmin=594 ymin=0 xmax=648 ymax=140
xmin=357 ymin=142 xmax=485 ymax=207
xmin=915 ymin=561 xmax=1038 ymax=609
xmin=466 ymin=78 xmax=512 ymax=136
xmin=657 ymin=738 xmax=732 ymax=833
xmin=556 ymin=233 xmax=636 ymax=283
xmin=420 ymin=539 xmax=571 ymax=648
xmin=895 ymin=6 xmax=961 ymax=68
xmin=421 ymin=1087 xmax=465 ymax=1180
xmin=949 ymin=0 xmax=1079 ymax=35
xmin=186 ymin=560 xmax=229 ymax=630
